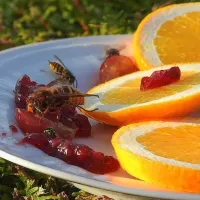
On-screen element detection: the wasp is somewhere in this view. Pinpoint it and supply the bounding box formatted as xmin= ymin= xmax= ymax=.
xmin=103 ymin=44 xmax=126 ymax=59
xmin=46 ymin=55 xmax=78 ymax=88
xmin=26 ymin=85 xmax=99 ymax=120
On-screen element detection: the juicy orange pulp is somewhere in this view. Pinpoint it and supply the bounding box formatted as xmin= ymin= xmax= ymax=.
xmin=112 ymin=121 xmax=200 ymax=193
xmin=155 ymin=12 xmax=200 ymax=64
xmin=102 ymin=71 xmax=200 ymax=105
xmin=137 ymin=125 xmax=200 ymax=164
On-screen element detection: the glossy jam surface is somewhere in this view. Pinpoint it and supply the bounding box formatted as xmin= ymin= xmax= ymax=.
xmin=140 ymin=66 xmax=181 ymax=91
xmin=14 ymin=74 xmax=120 ymax=174
xmin=20 ymin=133 xmax=120 ymax=174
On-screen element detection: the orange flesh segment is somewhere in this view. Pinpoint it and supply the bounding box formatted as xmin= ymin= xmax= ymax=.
xmin=102 ymin=71 xmax=200 ymax=105
xmin=137 ymin=125 xmax=200 ymax=164
xmin=155 ymin=12 xmax=200 ymax=64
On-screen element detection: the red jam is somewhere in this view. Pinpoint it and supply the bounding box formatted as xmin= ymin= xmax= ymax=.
xmin=14 ymin=74 xmax=119 ymax=174
xmin=19 ymin=133 xmax=120 ymax=174
xmin=140 ymin=66 xmax=181 ymax=91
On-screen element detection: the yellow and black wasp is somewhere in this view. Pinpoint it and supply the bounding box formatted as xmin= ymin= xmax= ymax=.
xmin=46 ymin=55 xmax=78 ymax=88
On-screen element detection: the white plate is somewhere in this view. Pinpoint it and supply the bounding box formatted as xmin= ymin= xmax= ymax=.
xmin=0 ymin=34 xmax=199 ymax=200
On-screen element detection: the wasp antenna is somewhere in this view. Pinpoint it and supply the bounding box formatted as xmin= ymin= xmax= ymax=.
xmin=119 ymin=44 xmax=126 ymax=51
xmin=75 ymin=79 xmax=78 ymax=88
xmin=104 ymin=45 xmax=110 ymax=51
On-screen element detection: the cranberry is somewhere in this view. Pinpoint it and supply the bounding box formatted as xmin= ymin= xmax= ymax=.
xmin=73 ymin=145 xmax=93 ymax=166
xmin=103 ymin=156 xmax=120 ymax=174
xmin=61 ymin=106 xmax=77 ymax=117
xmin=140 ymin=66 xmax=181 ymax=91
xmin=73 ymin=114 xmax=91 ymax=138
xmin=14 ymin=74 xmax=44 ymax=109
xmin=15 ymin=108 xmax=75 ymax=139
xmin=100 ymin=55 xmax=138 ymax=83
xmin=87 ymin=151 xmax=105 ymax=174
xmin=49 ymin=138 xmax=65 ymax=148
xmin=59 ymin=109 xmax=91 ymax=138
xmin=20 ymin=133 xmax=120 ymax=174
xmin=19 ymin=133 xmax=56 ymax=156
xmin=54 ymin=140 xmax=120 ymax=174
xmin=14 ymin=75 xmax=36 ymax=109
xmin=56 ymin=140 xmax=75 ymax=163
xmin=9 ymin=125 xmax=18 ymax=133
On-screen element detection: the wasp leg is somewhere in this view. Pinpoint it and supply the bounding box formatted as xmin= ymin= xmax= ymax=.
xmin=66 ymin=100 xmax=98 ymax=112
xmin=77 ymin=105 xmax=98 ymax=112
xmin=82 ymin=94 xmax=99 ymax=98
xmin=74 ymin=79 xmax=78 ymax=88
xmin=58 ymin=93 xmax=99 ymax=98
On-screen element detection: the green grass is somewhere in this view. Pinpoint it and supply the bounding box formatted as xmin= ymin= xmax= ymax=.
xmin=0 ymin=0 xmax=199 ymax=199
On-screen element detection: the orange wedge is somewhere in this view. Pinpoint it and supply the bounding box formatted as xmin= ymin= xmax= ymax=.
xmin=112 ymin=119 xmax=200 ymax=193
xmin=82 ymin=64 xmax=200 ymax=126
xmin=133 ymin=2 xmax=200 ymax=70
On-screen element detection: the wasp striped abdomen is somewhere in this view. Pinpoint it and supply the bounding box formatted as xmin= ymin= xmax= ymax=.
xmin=47 ymin=55 xmax=77 ymax=88
xmin=49 ymin=61 xmax=64 ymax=75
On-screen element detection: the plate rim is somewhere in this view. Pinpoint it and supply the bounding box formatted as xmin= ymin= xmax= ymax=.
xmin=0 ymin=34 xmax=199 ymax=200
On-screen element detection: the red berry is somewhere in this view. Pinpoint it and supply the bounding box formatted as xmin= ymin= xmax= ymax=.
xmin=49 ymin=138 xmax=65 ymax=148
xmin=55 ymin=141 xmax=120 ymax=174
xmin=73 ymin=114 xmax=91 ymax=138
xmin=56 ymin=140 xmax=75 ymax=163
xmin=73 ymin=145 xmax=92 ymax=166
xmin=42 ymin=107 xmax=77 ymax=129
xmin=140 ymin=66 xmax=181 ymax=91
xmin=88 ymin=151 xmax=105 ymax=174
xmin=14 ymin=75 xmax=45 ymax=109
xmin=100 ymin=55 xmax=138 ymax=83
xmin=15 ymin=108 xmax=75 ymax=139
xmin=14 ymin=75 xmax=37 ymax=109
xmin=19 ymin=133 xmax=56 ymax=156
xmin=103 ymin=156 xmax=120 ymax=174
xmin=15 ymin=93 xmax=27 ymax=109
xmin=61 ymin=106 xmax=77 ymax=117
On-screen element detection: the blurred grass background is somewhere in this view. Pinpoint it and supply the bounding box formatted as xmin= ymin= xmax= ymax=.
xmin=0 ymin=0 xmax=199 ymax=199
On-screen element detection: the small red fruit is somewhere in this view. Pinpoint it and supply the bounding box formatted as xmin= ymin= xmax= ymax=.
xmin=100 ymin=55 xmax=138 ymax=83
xmin=55 ymin=140 xmax=120 ymax=174
xmin=15 ymin=108 xmax=75 ymax=139
xmin=140 ymin=66 xmax=181 ymax=91
xmin=73 ymin=114 xmax=91 ymax=138
xmin=14 ymin=74 xmax=43 ymax=109
xmin=19 ymin=133 xmax=56 ymax=156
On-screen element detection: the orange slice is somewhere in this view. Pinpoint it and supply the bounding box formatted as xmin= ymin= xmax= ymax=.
xmin=133 ymin=3 xmax=200 ymax=70
xmin=82 ymin=64 xmax=200 ymax=126
xmin=112 ymin=119 xmax=200 ymax=193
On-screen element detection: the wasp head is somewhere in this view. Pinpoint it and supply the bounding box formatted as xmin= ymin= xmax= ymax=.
xmin=27 ymin=87 xmax=55 ymax=113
